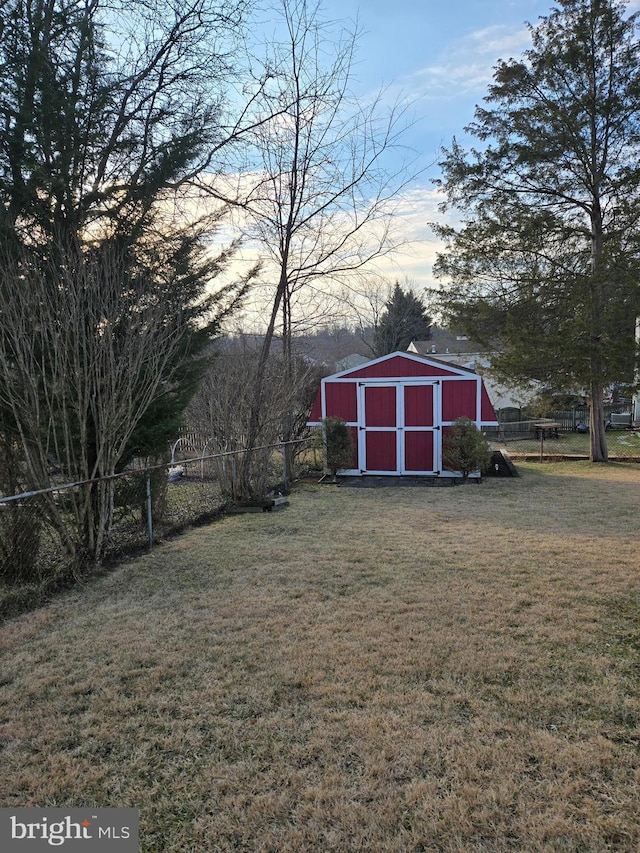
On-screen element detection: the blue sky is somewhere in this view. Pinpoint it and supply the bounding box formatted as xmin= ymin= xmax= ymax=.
xmin=298 ymin=0 xmax=563 ymax=289
xmin=297 ymin=0 xmax=639 ymax=291
xmin=325 ymin=0 xmax=550 ymax=146
xmin=232 ymin=0 xmax=640 ymax=326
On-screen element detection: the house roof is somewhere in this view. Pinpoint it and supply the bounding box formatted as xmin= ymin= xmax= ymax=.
xmin=408 ymin=329 xmax=487 ymax=357
xmin=334 ymin=353 xmax=370 ymax=372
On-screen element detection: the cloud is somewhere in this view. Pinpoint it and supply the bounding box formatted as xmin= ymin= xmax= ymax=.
xmin=342 ymin=184 xmax=447 ymax=290
xmin=201 ymin=176 xmax=449 ymax=332
xmin=399 ymin=24 xmax=532 ymax=103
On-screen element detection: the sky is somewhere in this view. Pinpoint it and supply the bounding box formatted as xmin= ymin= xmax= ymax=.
xmin=229 ymin=0 xmax=640 ymax=329
xmin=332 ymin=0 xmax=553 ymax=150
xmin=260 ymin=0 xmax=637 ymax=295
xmin=304 ymin=0 xmax=560 ymax=290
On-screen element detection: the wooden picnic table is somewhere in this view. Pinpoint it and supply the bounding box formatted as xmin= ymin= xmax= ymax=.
xmin=534 ymin=422 xmax=562 ymax=439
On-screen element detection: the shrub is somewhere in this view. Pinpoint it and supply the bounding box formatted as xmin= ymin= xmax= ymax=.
xmin=0 ymin=501 xmax=43 ymax=584
xmin=442 ymin=417 xmax=491 ymax=481
xmin=114 ymin=463 xmax=168 ymax=525
xmin=322 ymin=417 xmax=354 ymax=481
xmin=0 ymin=435 xmax=42 ymax=583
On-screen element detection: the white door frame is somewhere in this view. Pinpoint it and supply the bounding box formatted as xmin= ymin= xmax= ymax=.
xmin=358 ymin=383 xmax=401 ymax=474
xmin=358 ymin=381 xmax=441 ymax=475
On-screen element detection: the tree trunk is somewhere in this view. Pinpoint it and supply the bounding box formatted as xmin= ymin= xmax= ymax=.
xmin=588 ymin=203 xmax=608 ymax=464
xmin=589 ymin=382 xmax=608 ymax=463
xmin=237 ymin=270 xmax=288 ymax=501
xmin=281 ymin=283 xmax=295 ymax=492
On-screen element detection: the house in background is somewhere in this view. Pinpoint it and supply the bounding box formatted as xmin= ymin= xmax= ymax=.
xmin=407 ymin=340 xmax=540 ymax=414
xmin=307 ymin=351 xmax=498 ymax=478
xmin=334 ymin=353 xmax=370 ymax=373
xmin=408 ymin=329 xmax=480 ymax=357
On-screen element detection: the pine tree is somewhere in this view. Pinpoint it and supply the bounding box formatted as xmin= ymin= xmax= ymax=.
xmin=373 ymin=283 xmax=432 ymax=356
xmin=434 ymin=0 xmax=640 ymax=462
xmin=322 ymin=418 xmax=355 ymax=482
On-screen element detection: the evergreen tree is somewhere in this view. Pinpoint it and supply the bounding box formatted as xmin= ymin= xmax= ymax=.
xmin=442 ymin=418 xmax=491 ymax=481
xmin=322 ymin=418 xmax=355 ymax=482
xmin=0 ymin=0 xmax=255 ymax=564
xmin=434 ymin=0 xmax=640 ymax=462
xmin=373 ymin=282 xmax=432 ymax=356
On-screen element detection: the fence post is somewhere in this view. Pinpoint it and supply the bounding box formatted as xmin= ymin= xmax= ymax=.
xmin=146 ymin=469 xmax=154 ymax=550
xmin=282 ymin=442 xmax=289 ymax=493
xmin=231 ymin=454 xmax=237 ymax=504
xmin=539 ymin=430 xmax=544 ymax=463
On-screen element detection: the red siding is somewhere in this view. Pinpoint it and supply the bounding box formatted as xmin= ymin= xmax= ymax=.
xmin=442 ymin=380 xmax=477 ymax=421
xmin=404 ymin=385 xmax=434 ymax=427
xmin=325 ymin=381 xmax=358 ymax=422
xmin=347 ymin=355 xmax=456 ymax=379
xmin=364 ymin=386 xmax=396 ymax=427
xmin=481 ymin=385 xmax=499 ymax=423
xmin=308 ymin=388 xmax=322 ymax=423
xmin=441 ymin=426 xmax=454 ymax=471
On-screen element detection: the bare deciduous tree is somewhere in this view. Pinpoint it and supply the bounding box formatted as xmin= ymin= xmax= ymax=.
xmin=232 ymin=0 xmax=418 ymax=498
xmin=0 ymin=238 xmax=250 ymax=562
xmin=187 ymin=339 xmax=322 ymax=501
xmin=0 ymin=0 xmax=264 ymax=568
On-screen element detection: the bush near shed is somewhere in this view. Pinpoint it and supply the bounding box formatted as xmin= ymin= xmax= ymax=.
xmin=322 ymin=417 xmax=355 ymax=481
xmin=443 ymin=416 xmax=492 ymax=480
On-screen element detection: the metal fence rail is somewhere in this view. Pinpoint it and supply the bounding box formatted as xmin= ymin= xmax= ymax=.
xmin=0 ymin=439 xmax=312 ymax=618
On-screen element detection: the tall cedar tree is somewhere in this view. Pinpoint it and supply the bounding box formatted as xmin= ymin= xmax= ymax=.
xmin=433 ymin=0 xmax=640 ymax=462
xmin=0 ymin=0 xmax=254 ymax=563
xmin=373 ymin=282 xmax=432 ymax=356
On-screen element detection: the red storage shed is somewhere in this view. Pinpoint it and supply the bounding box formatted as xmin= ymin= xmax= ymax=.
xmin=307 ymin=351 xmax=499 ymax=477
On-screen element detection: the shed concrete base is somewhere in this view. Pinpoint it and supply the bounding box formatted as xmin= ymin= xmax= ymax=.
xmin=336 ymin=476 xmax=473 ymax=487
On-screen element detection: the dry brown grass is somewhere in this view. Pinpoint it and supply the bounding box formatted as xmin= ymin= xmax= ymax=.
xmin=1 ymin=461 xmax=640 ymax=852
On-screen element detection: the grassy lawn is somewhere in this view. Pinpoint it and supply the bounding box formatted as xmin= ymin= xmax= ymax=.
xmin=1 ymin=461 xmax=639 ymax=851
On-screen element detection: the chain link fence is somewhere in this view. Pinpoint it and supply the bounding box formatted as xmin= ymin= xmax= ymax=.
xmin=496 ymin=403 xmax=634 ymax=433
xmin=3 ymin=422 xmax=638 ymax=619
xmin=0 ymin=439 xmax=313 ymax=619
xmin=486 ymin=416 xmax=640 ymax=461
